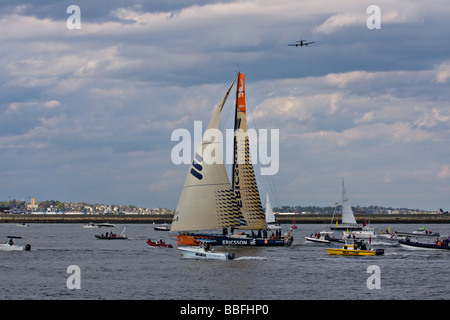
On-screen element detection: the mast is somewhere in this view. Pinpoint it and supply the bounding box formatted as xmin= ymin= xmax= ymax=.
xmin=232 ymin=73 xmax=266 ymax=230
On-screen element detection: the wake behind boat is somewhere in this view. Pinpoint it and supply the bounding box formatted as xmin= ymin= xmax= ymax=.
xmin=170 ymin=73 xmax=293 ymax=247
xmin=83 ymin=222 xmax=98 ymax=228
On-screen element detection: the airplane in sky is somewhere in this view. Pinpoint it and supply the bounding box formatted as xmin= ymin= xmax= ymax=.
xmin=288 ymin=39 xmax=315 ymax=47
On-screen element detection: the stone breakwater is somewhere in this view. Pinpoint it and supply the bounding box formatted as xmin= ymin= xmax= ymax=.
xmin=1 ymin=214 xmax=450 ymax=224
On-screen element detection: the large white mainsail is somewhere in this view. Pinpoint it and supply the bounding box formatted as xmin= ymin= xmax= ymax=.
xmin=232 ymin=73 xmax=266 ymax=230
xmin=170 ymin=79 xmax=246 ymax=232
xmin=341 ymin=178 xmax=357 ymax=225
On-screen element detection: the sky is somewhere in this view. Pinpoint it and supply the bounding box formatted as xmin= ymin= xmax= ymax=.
xmin=1 ymin=0 xmax=449 ymax=211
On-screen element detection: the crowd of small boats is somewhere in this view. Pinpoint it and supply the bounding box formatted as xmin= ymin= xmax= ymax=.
xmin=3 ymin=221 xmax=450 ymax=260
xmin=303 ymin=224 xmax=450 ymax=257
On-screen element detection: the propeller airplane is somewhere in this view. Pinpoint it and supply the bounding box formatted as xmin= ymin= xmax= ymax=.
xmin=288 ymin=39 xmax=315 ymax=47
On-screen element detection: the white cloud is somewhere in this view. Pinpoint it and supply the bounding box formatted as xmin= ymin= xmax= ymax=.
xmin=313 ymin=12 xmax=364 ymax=35
xmin=435 ymin=61 xmax=450 ymax=83
xmin=438 ymin=166 xmax=450 ymax=179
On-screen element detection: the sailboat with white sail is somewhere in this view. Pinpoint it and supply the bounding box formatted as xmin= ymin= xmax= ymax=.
xmin=171 ymin=73 xmax=293 ymax=247
xmin=330 ymin=178 xmax=363 ymax=231
xmin=265 ymin=193 xmax=281 ymax=230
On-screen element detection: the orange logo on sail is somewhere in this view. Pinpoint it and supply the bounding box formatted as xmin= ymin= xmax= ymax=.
xmin=237 ymin=73 xmax=246 ymax=113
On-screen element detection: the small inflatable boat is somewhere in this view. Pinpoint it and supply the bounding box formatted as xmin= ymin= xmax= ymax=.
xmin=146 ymin=239 xmax=173 ymax=248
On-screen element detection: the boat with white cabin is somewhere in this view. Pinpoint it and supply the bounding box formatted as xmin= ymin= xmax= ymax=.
xmin=344 ymin=225 xmax=377 ymax=240
xmin=16 ymin=223 xmax=30 ymax=228
xmin=154 ymin=223 xmax=170 ymax=231
xmin=305 ymin=231 xmax=334 ymax=244
xmin=178 ymin=240 xmax=234 ymax=260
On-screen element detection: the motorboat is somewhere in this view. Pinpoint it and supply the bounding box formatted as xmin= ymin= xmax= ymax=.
xmin=16 ymin=223 xmax=30 ymax=228
xmin=395 ymin=228 xmax=439 ymax=237
xmin=95 ymin=234 xmax=127 ymax=240
xmin=326 ymin=240 xmax=384 ymax=256
xmin=154 ymin=223 xmax=170 ymax=231
xmin=178 ymin=240 xmax=234 ymax=260
xmin=0 ymin=237 xmax=31 ymax=251
xmin=398 ymin=239 xmax=450 ymax=250
xmin=146 ymin=239 xmax=173 ymax=248
xmin=97 ymin=223 xmax=116 ymax=228
xmin=95 ymin=228 xmax=127 ymax=240
xmin=305 ymin=231 xmax=334 ymax=244
xmin=345 ymin=225 xmax=377 ymax=240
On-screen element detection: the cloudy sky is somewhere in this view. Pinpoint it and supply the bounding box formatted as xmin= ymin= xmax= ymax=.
xmin=1 ymin=0 xmax=449 ymax=211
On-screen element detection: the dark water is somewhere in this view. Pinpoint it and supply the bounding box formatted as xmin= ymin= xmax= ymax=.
xmin=1 ymin=222 xmax=450 ymax=300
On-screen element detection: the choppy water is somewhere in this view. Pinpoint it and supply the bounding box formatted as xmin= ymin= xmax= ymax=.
xmin=1 ymin=222 xmax=450 ymax=301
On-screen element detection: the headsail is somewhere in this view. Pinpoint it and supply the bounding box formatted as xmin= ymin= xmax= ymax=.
xmin=341 ymin=178 xmax=357 ymax=224
xmin=265 ymin=193 xmax=276 ymax=224
xmin=171 ymin=79 xmax=246 ymax=232
xmin=232 ymin=73 xmax=266 ymax=229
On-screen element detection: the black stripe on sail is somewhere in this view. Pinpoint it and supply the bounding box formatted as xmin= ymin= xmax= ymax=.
xmin=190 ymin=168 xmax=202 ymax=180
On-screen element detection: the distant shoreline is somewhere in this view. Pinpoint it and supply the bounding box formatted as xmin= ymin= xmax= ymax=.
xmin=2 ymin=213 xmax=450 ymax=224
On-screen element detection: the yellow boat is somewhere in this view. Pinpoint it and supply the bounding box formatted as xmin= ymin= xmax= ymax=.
xmin=326 ymin=241 xmax=384 ymax=256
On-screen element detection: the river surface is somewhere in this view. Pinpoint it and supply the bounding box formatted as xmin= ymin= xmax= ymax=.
xmin=1 ymin=222 xmax=449 ymax=301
